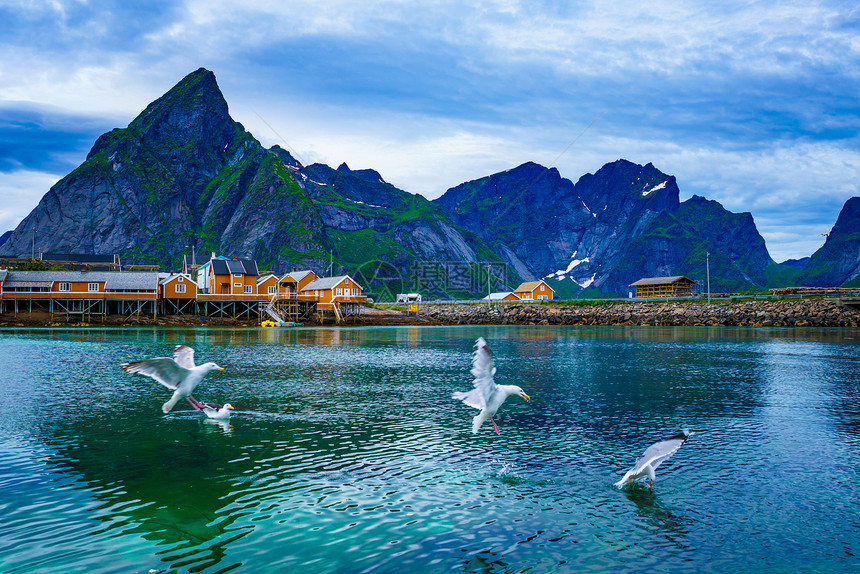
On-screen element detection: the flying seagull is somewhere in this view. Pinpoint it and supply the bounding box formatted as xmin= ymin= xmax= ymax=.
xmin=452 ymin=337 xmax=530 ymax=434
xmin=187 ymin=396 xmax=235 ymax=420
xmin=614 ymin=430 xmax=692 ymax=488
xmin=121 ymin=345 xmax=225 ymax=413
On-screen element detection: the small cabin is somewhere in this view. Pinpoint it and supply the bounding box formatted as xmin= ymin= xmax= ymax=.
xmin=301 ymin=275 xmax=365 ymax=307
xmin=257 ymin=273 xmax=279 ymax=297
xmin=160 ymin=273 xmax=196 ymax=299
xmin=629 ymin=276 xmax=698 ymax=298
xmin=513 ymin=280 xmax=555 ymax=301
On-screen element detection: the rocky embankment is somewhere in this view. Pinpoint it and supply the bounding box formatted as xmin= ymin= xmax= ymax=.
xmin=419 ymin=299 xmax=860 ymax=327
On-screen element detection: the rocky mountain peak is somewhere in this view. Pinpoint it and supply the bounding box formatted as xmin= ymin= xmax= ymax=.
xmin=87 ymin=68 xmax=236 ymax=165
xmin=832 ymin=196 xmax=860 ymax=232
xmin=336 ymin=162 xmax=385 ymax=184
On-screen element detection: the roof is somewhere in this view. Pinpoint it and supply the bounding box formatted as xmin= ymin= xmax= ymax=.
xmin=482 ymin=292 xmax=519 ymax=301
xmin=629 ymin=276 xmax=697 ymax=287
xmin=514 ymin=280 xmax=555 ymax=293
xmin=159 ymin=273 xmax=192 ymax=285
xmin=104 ymin=273 xmax=160 ymax=290
xmin=0 ymin=270 xmax=7 ymax=283
xmin=5 ymin=281 xmax=52 ymax=288
xmin=281 ymin=270 xmax=315 ymax=283
xmin=41 ymin=252 xmax=117 ymax=264
xmin=211 ymin=259 xmax=258 ymax=276
xmin=8 ymin=271 xmax=116 ymax=282
xmin=302 ymin=275 xmax=362 ymax=291
xmin=5 ymin=271 xmax=159 ymax=290
xmin=257 ymin=273 xmax=278 ymax=284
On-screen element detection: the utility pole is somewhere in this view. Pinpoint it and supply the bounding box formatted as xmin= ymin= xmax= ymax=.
xmin=487 ymin=263 xmax=491 ymax=308
xmin=706 ymin=252 xmax=711 ymax=304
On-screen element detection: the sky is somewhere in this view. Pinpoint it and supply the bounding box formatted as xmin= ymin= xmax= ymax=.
xmin=1 ymin=1 xmax=859 ymax=262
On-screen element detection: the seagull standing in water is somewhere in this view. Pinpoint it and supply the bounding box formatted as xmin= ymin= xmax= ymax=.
xmin=187 ymin=396 xmax=235 ymax=420
xmin=121 ymin=345 xmax=224 ymax=413
xmin=614 ymin=430 xmax=692 ymax=488
xmin=452 ymin=337 xmax=530 ymax=434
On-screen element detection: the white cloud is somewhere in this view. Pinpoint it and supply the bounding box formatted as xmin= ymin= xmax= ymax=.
xmin=0 ymin=0 xmax=857 ymax=265
xmin=0 ymin=169 xmax=61 ymax=234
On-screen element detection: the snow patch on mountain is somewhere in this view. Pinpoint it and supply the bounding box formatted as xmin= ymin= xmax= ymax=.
xmin=641 ymin=180 xmax=667 ymax=197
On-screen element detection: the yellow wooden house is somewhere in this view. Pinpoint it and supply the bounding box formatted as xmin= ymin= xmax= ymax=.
xmin=300 ymin=275 xmax=366 ymax=309
xmin=278 ymin=270 xmax=319 ymax=298
xmin=257 ymin=273 xmax=279 ymax=297
xmin=513 ymin=280 xmax=555 ymax=301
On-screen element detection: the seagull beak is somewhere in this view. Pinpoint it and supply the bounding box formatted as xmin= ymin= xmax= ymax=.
xmin=228 ymin=405 xmax=234 ymax=410
xmin=521 ymin=393 xmax=530 ymax=402
xmin=217 ymin=367 xmax=225 ymax=371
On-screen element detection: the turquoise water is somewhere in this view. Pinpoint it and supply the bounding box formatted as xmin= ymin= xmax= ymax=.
xmin=0 ymin=326 xmax=858 ymax=573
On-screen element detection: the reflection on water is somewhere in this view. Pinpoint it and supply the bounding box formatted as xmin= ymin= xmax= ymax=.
xmin=1 ymin=325 xmax=859 ymax=572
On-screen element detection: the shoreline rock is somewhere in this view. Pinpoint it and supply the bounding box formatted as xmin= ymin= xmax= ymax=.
xmin=417 ymin=299 xmax=860 ymax=327
xmin=1 ymin=299 xmax=858 ymax=328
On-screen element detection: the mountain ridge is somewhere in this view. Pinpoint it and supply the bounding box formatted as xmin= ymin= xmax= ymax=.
xmin=1 ymin=67 xmax=856 ymax=298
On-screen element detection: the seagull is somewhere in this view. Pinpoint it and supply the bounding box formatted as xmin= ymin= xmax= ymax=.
xmin=121 ymin=345 xmax=225 ymax=413
xmin=187 ymin=395 xmax=235 ymax=420
xmin=614 ymin=430 xmax=692 ymax=488
xmin=452 ymin=337 xmax=530 ymax=434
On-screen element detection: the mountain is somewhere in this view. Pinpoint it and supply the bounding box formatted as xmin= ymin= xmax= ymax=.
xmin=0 ymin=68 xmax=500 ymax=298
xmin=796 ymin=197 xmax=860 ymax=287
xmin=434 ymin=161 xmax=778 ymax=295
xmin=3 ymin=67 xmax=854 ymax=298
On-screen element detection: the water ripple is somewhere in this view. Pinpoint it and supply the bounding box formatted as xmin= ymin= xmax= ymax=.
xmin=2 ymin=326 xmax=860 ymax=572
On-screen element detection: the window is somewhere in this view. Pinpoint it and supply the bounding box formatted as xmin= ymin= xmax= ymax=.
xmin=540 ymin=284 xmax=544 ymax=291
xmin=175 ymin=284 xmax=186 ymax=294
xmin=234 ymin=282 xmax=242 ymax=287
xmin=58 ymin=282 xmax=71 ymax=292
xmin=268 ymin=286 xmax=276 ymax=294
xmin=88 ymin=283 xmax=99 ymax=292
xmin=336 ymin=288 xmax=343 ymax=296
xmin=352 ymin=288 xmax=357 ymax=296
xmin=178 ymin=276 xmax=184 ymax=282
xmin=244 ymin=286 xmax=252 ymax=293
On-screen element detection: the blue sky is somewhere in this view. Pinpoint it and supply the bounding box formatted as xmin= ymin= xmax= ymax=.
xmin=1 ymin=1 xmax=858 ymax=262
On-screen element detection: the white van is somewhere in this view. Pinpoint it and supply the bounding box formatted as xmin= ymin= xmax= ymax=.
xmin=396 ymin=293 xmax=422 ymax=303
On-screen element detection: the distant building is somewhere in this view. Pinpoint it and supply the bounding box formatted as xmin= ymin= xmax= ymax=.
xmin=41 ymin=252 xmax=121 ymax=271
xmin=482 ymin=292 xmax=520 ymax=301
xmin=629 ymin=276 xmax=697 ymax=298
xmin=513 ymin=280 xmax=554 ymax=301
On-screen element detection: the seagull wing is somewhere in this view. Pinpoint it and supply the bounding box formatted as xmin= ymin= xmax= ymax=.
xmin=453 ymin=337 xmax=499 ymax=410
xmin=173 ymin=345 xmax=196 ymax=369
xmin=470 ymin=337 xmax=498 ymax=403
xmin=631 ymin=436 xmax=687 ymax=474
xmin=121 ymin=357 xmax=190 ymax=390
